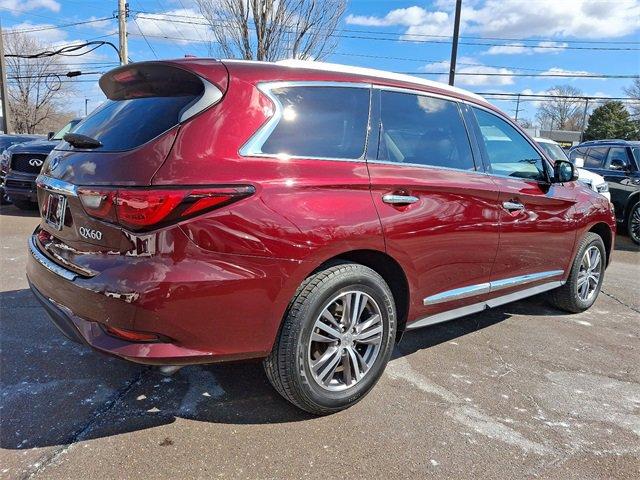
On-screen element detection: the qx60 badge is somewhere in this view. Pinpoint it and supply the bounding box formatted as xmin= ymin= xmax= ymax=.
xmin=79 ymin=226 xmax=103 ymax=240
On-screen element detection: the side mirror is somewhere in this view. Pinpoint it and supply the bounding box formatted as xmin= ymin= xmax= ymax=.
xmin=47 ymin=131 xmax=55 ymax=140
xmin=574 ymin=156 xmax=585 ymax=168
xmin=554 ymin=160 xmax=578 ymax=183
xmin=609 ymin=158 xmax=628 ymax=171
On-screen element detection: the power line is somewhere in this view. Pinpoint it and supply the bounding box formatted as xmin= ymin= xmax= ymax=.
xmin=1 ymin=17 xmax=115 ymax=35
xmin=131 ymin=9 xmax=640 ymax=45
xmin=132 ymin=13 xmax=640 ymax=51
xmin=5 ymin=41 xmax=120 ymax=59
xmin=407 ymin=72 xmax=639 ymax=79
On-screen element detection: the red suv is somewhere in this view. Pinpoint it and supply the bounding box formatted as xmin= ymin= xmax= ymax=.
xmin=27 ymin=59 xmax=615 ymax=414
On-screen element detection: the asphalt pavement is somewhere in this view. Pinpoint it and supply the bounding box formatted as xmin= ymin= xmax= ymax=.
xmin=1 ymin=204 xmax=639 ymax=479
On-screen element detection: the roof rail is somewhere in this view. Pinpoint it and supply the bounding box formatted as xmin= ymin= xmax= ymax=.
xmin=271 ymin=59 xmax=487 ymax=103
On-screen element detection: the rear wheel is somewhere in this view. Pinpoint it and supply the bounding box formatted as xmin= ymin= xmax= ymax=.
xmin=12 ymin=199 xmax=37 ymax=210
xmin=627 ymin=202 xmax=640 ymax=245
xmin=548 ymin=232 xmax=606 ymax=313
xmin=264 ymin=263 xmax=396 ymax=415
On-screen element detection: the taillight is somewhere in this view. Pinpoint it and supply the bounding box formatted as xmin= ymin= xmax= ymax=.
xmin=104 ymin=325 xmax=160 ymax=342
xmin=78 ymin=185 xmax=254 ymax=231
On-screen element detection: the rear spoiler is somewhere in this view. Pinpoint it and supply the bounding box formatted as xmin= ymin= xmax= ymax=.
xmin=99 ymin=61 xmax=226 ymax=122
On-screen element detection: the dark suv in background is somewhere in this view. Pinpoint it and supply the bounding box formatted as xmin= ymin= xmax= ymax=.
xmin=2 ymin=119 xmax=81 ymax=210
xmin=0 ymin=134 xmax=45 ymax=204
xmin=569 ymin=140 xmax=640 ymax=244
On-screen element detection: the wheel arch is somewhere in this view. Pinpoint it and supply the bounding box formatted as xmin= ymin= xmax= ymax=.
xmin=588 ymin=222 xmax=613 ymax=266
xmin=624 ymin=191 xmax=639 ymax=220
xmin=312 ymin=249 xmax=410 ymax=342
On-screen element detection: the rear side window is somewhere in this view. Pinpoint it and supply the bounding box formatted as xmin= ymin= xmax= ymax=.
xmin=59 ymin=64 xmax=206 ymax=152
xmin=472 ymin=107 xmax=545 ymax=181
xmin=585 ymin=147 xmax=608 ymax=168
xmin=377 ymin=91 xmax=475 ymax=170
xmin=258 ymin=86 xmax=369 ymax=159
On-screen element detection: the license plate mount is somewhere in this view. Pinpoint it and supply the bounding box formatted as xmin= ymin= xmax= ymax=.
xmin=45 ymin=193 xmax=67 ymax=231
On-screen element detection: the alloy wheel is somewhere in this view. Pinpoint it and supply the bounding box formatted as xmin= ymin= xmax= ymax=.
xmin=308 ymin=291 xmax=384 ymax=391
xmin=630 ymin=205 xmax=640 ymax=244
xmin=576 ymin=245 xmax=602 ymax=302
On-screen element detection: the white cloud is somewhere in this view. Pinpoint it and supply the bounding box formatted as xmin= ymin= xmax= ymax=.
xmin=346 ymin=0 xmax=640 ymax=41
xmin=539 ymin=67 xmax=594 ymax=79
xmin=485 ymin=41 xmax=568 ymax=55
xmin=0 ymin=0 xmax=60 ymax=13
xmin=422 ymin=56 xmax=515 ymax=86
xmin=130 ymin=9 xmax=213 ymax=45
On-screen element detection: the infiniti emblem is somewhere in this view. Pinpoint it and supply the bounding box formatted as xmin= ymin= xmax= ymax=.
xmin=49 ymin=155 xmax=61 ymax=171
xmin=28 ymin=158 xmax=43 ymax=167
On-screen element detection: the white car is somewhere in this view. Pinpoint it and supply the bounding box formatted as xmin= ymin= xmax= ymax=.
xmin=534 ymin=137 xmax=611 ymax=201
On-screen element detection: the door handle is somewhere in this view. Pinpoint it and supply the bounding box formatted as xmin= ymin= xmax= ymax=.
xmin=382 ymin=194 xmax=419 ymax=205
xmin=502 ymin=200 xmax=525 ymax=211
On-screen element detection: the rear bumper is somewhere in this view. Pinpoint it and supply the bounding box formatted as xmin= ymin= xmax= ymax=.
xmin=26 ymin=230 xmax=306 ymax=365
xmin=29 ymin=280 xmax=217 ymax=365
xmin=5 ymin=171 xmax=37 ymax=202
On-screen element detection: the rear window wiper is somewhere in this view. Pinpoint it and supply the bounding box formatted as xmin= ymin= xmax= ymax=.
xmin=63 ymin=133 xmax=102 ymax=149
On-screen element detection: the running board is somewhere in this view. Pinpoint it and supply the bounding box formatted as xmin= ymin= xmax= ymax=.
xmin=406 ymin=280 xmax=564 ymax=331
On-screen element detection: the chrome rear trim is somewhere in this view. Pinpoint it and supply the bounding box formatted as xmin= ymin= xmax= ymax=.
xmin=36 ymin=175 xmax=78 ymax=197
xmin=423 ymin=269 xmax=564 ymax=305
xmin=410 ymin=280 xmax=564 ymax=330
xmin=28 ymin=235 xmax=77 ymax=281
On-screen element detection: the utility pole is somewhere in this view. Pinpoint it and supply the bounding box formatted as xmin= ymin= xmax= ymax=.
xmin=118 ymin=0 xmax=129 ymax=65
xmin=0 ymin=22 xmax=12 ymax=134
xmin=580 ymin=98 xmax=590 ymax=141
xmin=514 ymin=94 xmax=521 ymax=121
xmin=84 ymin=98 xmax=89 ymax=116
xmin=448 ymin=0 xmax=463 ymax=86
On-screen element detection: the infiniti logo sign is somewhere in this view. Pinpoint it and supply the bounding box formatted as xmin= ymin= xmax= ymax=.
xmin=28 ymin=158 xmax=44 ymax=167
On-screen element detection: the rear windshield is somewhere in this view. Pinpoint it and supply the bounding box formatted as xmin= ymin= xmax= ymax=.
xmin=58 ymin=63 xmax=204 ymax=152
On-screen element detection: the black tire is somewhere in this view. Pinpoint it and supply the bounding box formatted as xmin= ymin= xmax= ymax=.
xmin=0 ymin=192 xmax=11 ymax=205
xmin=627 ymin=202 xmax=640 ymax=245
xmin=11 ymin=199 xmax=38 ymax=210
xmin=548 ymin=232 xmax=606 ymax=313
xmin=264 ymin=263 xmax=397 ymax=415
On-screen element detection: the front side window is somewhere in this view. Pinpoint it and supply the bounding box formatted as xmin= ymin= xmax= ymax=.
xmin=605 ymin=147 xmax=630 ymax=171
xmin=259 ymin=86 xmax=369 ymax=159
xmin=537 ymin=141 xmax=569 ymax=162
xmin=584 ymin=147 xmax=608 ymax=168
xmin=377 ymin=91 xmax=475 ymax=170
xmin=472 ymin=108 xmax=546 ymax=181
xmin=569 ymin=147 xmax=587 ymax=164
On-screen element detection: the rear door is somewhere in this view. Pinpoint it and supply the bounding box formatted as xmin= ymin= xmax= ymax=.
xmin=469 ymin=106 xmax=576 ymax=286
xmin=366 ymin=87 xmax=501 ymax=323
xmin=598 ymin=147 xmax=635 ymax=220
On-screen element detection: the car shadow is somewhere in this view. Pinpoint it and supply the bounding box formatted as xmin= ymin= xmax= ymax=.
xmin=614 ymin=234 xmax=640 ymax=252
xmin=0 ymin=287 xmax=566 ymax=450
xmin=0 ymin=204 xmax=40 ymax=217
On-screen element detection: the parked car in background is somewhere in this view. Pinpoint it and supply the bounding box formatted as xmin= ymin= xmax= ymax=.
xmin=3 ymin=119 xmax=81 ymax=210
xmin=27 ymin=59 xmax=615 ymax=415
xmin=0 ymin=134 xmax=45 ymax=204
xmin=535 ymin=137 xmax=610 ymax=201
xmin=569 ymin=140 xmax=640 ymax=244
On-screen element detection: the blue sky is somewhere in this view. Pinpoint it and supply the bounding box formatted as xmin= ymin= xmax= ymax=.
xmin=2 ymin=0 xmax=639 ymax=123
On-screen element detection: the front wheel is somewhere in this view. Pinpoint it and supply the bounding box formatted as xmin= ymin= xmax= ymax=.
xmin=627 ymin=202 xmax=640 ymax=245
xmin=547 ymin=232 xmax=606 ymax=313
xmin=264 ymin=263 xmax=397 ymax=415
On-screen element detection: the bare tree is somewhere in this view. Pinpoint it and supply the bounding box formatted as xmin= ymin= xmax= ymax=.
xmin=4 ymin=32 xmax=74 ymax=134
xmin=623 ymin=78 xmax=640 ymax=120
xmin=535 ymin=85 xmax=584 ymax=131
xmin=195 ymin=0 xmax=346 ymax=61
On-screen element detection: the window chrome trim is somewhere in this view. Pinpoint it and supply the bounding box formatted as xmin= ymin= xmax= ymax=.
xmin=179 ymin=79 xmax=223 ymax=123
xmin=423 ymin=270 xmax=564 ymax=306
xmin=412 ymin=280 xmax=564 ymax=330
xmin=36 ymin=174 xmax=78 ymax=197
xmin=239 ymin=81 xmax=371 ymax=162
xmin=28 ymin=235 xmax=77 ymax=281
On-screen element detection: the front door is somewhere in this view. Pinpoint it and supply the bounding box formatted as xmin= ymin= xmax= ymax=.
xmin=366 ymin=88 xmax=501 ymax=323
xmin=469 ymin=107 xmax=577 ymax=289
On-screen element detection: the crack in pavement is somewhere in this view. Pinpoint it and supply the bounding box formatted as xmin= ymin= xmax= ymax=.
xmin=601 ymin=289 xmax=640 ymax=315
xmin=21 ymin=368 xmax=150 ymax=480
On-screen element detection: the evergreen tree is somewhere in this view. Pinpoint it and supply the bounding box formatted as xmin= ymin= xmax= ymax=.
xmin=584 ymin=101 xmax=639 ymax=140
